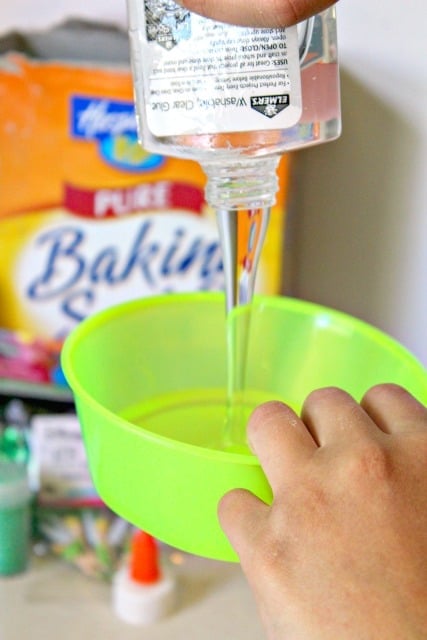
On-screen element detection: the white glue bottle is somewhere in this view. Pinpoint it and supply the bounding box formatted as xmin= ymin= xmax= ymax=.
xmin=112 ymin=529 xmax=176 ymax=625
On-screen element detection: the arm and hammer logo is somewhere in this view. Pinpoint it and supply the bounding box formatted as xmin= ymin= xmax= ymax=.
xmin=250 ymin=94 xmax=290 ymax=118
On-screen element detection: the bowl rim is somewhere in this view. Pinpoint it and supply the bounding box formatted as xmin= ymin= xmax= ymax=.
xmin=61 ymin=292 xmax=427 ymax=462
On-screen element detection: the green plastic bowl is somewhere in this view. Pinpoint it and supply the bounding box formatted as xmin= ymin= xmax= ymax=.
xmin=61 ymin=293 xmax=427 ymax=561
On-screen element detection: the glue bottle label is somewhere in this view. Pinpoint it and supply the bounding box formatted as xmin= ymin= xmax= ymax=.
xmin=132 ymin=1 xmax=302 ymax=137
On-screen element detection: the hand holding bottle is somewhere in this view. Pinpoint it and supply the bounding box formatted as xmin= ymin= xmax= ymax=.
xmin=218 ymin=384 xmax=427 ymax=639
xmin=178 ymin=0 xmax=338 ymax=27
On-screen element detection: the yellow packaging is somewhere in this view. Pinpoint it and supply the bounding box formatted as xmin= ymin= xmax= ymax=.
xmin=0 ymin=23 xmax=291 ymax=340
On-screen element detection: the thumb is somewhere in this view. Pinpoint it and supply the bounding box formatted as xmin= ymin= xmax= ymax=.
xmin=178 ymin=0 xmax=337 ymax=28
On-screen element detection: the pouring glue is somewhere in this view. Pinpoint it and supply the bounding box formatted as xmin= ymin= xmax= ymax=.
xmin=126 ymin=1 xmax=341 ymax=448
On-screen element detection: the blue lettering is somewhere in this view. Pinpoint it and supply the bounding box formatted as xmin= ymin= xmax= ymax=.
xmin=176 ymin=238 xmax=203 ymax=272
xmin=62 ymin=289 xmax=95 ymax=323
xmin=116 ymin=221 xmax=160 ymax=285
xmin=199 ymin=242 xmax=223 ymax=288
xmin=27 ymin=227 xmax=85 ymax=299
xmin=25 ymin=219 xmax=224 ymax=325
xmin=90 ymin=247 xmax=120 ymax=283
xmin=160 ymin=228 xmax=185 ymax=275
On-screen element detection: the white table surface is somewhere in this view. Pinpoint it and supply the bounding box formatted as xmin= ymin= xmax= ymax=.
xmin=0 ymin=552 xmax=264 ymax=640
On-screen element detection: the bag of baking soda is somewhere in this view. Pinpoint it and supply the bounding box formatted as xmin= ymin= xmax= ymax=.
xmin=0 ymin=21 xmax=292 ymax=344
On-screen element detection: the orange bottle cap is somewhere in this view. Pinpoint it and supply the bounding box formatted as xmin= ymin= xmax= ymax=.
xmin=130 ymin=530 xmax=160 ymax=584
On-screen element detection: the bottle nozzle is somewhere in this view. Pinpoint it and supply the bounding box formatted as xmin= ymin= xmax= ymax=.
xmin=130 ymin=530 xmax=160 ymax=584
xmin=203 ymin=156 xmax=279 ymax=211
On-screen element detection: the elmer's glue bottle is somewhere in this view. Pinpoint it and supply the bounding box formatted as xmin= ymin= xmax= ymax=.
xmin=112 ymin=530 xmax=176 ymax=625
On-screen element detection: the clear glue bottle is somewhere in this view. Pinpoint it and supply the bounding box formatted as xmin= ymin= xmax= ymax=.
xmin=112 ymin=529 xmax=176 ymax=625
xmin=127 ymin=1 xmax=340 ymax=304
xmin=126 ymin=1 xmax=341 ymax=447
xmin=128 ymin=0 xmax=341 ymax=215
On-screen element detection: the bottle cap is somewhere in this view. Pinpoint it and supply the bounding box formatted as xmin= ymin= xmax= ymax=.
xmin=130 ymin=530 xmax=160 ymax=584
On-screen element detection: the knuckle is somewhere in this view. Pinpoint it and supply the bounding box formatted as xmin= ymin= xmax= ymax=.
xmin=249 ymin=527 xmax=287 ymax=574
xmin=307 ymin=386 xmax=341 ymax=400
xmin=250 ymin=400 xmax=287 ymax=423
xmin=343 ymin=439 xmax=393 ymax=484
xmin=362 ymin=382 xmax=404 ymax=405
xmin=247 ymin=400 xmax=293 ymax=438
xmin=407 ymin=432 xmax=427 ymax=464
xmin=304 ymin=386 xmax=351 ymax=409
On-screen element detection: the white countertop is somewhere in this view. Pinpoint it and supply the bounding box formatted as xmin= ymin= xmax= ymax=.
xmin=0 ymin=553 xmax=264 ymax=640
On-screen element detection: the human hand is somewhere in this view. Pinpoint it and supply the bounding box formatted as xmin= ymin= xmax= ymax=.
xmin=218 ymin=384 xmax=427 ymax=639
xmin=178 ymin=0 xmax=338 ymax=28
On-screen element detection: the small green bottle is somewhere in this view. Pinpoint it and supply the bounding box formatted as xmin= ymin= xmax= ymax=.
xmin=0 ymin=457 xmax=31 ymax=575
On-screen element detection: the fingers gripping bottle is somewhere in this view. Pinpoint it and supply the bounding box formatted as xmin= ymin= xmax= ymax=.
xmin=127 ymin=1 xmax=340 ymax=308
